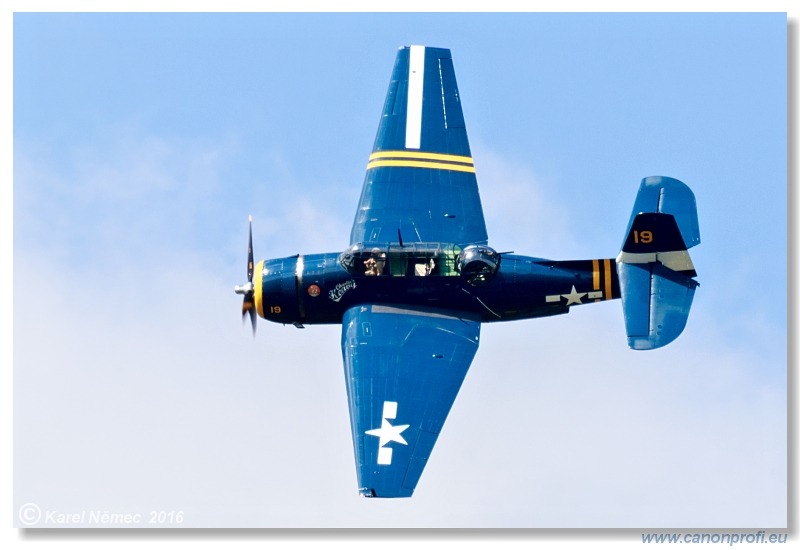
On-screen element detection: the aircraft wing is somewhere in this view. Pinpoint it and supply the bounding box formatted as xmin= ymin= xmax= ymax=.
xmin=350 ymin=45 xmax=488 ymax=247
xmin=341 ymin=304 xmax=481 ymax=497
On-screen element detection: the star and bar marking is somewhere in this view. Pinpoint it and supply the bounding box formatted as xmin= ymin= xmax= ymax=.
xmin=365 ymin=401 xmax=409 ymax=466
xmin=545 ymin=259 xmax=614 ymax=305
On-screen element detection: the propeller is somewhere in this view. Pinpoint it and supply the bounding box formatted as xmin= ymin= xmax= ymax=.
xmin=234 ymin=215 xmax=257 ymax=335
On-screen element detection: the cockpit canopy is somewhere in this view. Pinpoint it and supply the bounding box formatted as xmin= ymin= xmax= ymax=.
xmin=338 ymin=242 xmax=500 ymax=284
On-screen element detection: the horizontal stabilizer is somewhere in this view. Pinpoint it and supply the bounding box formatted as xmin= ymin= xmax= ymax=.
xmin=618 ymin=262 xmax=698 ymax=350
xmin=617 ymin=176 xmax=700 ymax=350
xmin=623 ymin=176 xmax=700 ymax=250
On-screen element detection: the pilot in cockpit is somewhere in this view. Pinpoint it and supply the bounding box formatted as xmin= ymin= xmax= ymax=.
xmin=364 ymin=249 xmax=385 ymax=276
xmin=413 ymin=258 xmax=436 ymax=276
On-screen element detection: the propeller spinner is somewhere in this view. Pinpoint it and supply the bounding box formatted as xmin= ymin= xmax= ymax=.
xmin=234 ymin=215 xmax=257 ymax=334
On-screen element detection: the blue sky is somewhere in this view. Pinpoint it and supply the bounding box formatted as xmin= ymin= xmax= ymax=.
xmin=7 ymin=7 xmax=791 ymax=537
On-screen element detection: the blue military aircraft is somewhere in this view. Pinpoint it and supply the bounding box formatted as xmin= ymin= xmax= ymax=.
xmin=234 ymin=45 xmax=700 ymax=498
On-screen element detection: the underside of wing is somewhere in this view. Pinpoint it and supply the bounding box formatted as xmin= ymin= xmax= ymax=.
xmin=341 ymin=304 xmax=481 ymax=497
xmin=350 ymin=45 xmax=488 ymax=247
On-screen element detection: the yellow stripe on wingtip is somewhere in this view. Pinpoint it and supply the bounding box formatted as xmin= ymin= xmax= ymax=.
xmin=592 ymin=259 xmax=600 ymax=291
xmin=366 ymin=159 xmax=476 ymax=173
xmin=603 ymin=259 xmax=612 ymax=300
xmin=369 ymin=150 xmax=474 ymax=164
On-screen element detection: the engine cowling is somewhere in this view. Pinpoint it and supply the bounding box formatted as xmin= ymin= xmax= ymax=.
xmin=256 ymin=256 xmax=301 ymax=324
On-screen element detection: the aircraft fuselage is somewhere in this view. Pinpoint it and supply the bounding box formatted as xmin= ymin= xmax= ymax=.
xmin=253 ymin=245 xmax=620 ymax=326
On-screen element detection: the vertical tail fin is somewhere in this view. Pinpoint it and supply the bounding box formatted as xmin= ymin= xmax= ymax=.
xmin=616 ymin=177 xmax=700 ymax=350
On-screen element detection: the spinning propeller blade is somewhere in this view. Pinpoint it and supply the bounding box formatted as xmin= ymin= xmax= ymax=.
xmin=235 ymin=215 xmax=257 ymax=335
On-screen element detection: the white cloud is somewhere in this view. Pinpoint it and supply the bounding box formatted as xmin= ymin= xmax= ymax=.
xmin=474 ymin=146 xmax=580 ymax=258
xmin=14 ymin=224 xmax=786 ymax=527
xmin=12 ymin=69 xmax=786 ymax=532
xmin=14 ymin=131 xmax=786 ymax=528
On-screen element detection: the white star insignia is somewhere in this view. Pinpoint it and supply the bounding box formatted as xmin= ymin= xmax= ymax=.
xmin=365 ymin=401 xmax=410 ymax=465
xmin=562 ymin=285 xmax=586 ymax=305
xmin=366 ymin=418 xmax=410 ymax=448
